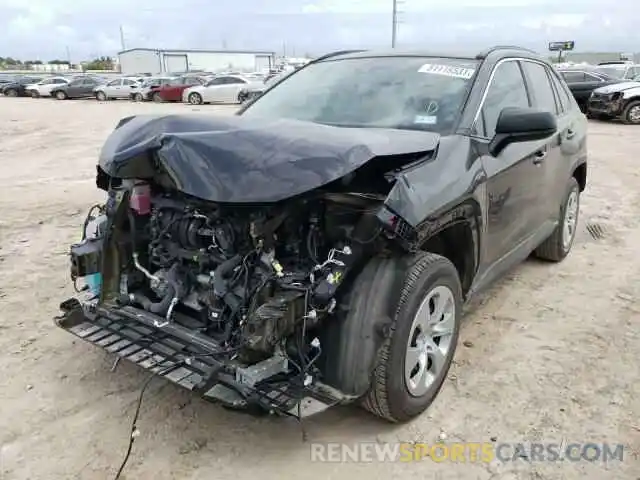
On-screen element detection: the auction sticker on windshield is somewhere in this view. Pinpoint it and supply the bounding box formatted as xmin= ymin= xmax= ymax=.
xmin=418 ymin=64 xmax=476 ymax=79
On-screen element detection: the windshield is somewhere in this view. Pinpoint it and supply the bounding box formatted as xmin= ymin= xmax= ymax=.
xmin=595 ymin=66 xmax=626 ymax=79
xmin=241 ymin=56 xmax=478 ymax=134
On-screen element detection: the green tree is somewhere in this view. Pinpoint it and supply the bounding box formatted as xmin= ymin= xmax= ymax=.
xmin=85 ymin=56 xmax=114 ymax=70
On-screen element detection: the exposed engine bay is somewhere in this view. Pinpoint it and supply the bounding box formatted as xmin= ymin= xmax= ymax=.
xmin=67 ymin=178 xmax=404 ymax=414
xmin=120 ymin=185 xmax=384 ymax=355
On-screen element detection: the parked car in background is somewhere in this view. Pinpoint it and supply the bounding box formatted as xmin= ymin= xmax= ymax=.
xmin=237 ymin=70 xmax=291 ymax=103
xmin=2 ymin=76 xmax=44 ymax=97
xmin=558 ymin=68 xmax=621 ymax=112
xmin=130 ymin=77 xmax=176 ymax=101
xmin=182 ymin=75 xmax=262 ymax=104
xmin=25 ymin=77 xmax=70 ymax=98
xmin=93 ymin=77 xmax=145 ymax=101
xmin=587 ymin=79 xmax=640 ymax=124
xmin=594 ymin=63 xmax=640 ymax=81
xmin=149 ymin=76 xmax=205 ymax=102
xmin=51 ymin=77 xmax=104 ymax=100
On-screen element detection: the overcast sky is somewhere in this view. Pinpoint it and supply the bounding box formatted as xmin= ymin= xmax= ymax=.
xmin=2 ymin=0 xmax=639 ymax=61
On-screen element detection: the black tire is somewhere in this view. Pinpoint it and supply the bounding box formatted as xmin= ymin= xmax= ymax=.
xmin=237 ymin=92 xmax=247 ymax=104
xmin=622 ymin=100 xmax=640 ymax=125
xmin=361 ymin=252 xmax=462 ymax=422
xmin=134 ymin=93 xmax=144 ymax=102
xmin=54 ymin=90 xmax=68 ymax=100
xmin=534 ymin=177 xmax=580 ymax=262
xmin=152 ymin=92 xmax=163 ymax=103
xmin=188 ymin=92 xmax=203 ymax=105
xmin=5 ymin=88 xmax=17 ymax=97
xmin=30 ymin=90 xmax=40 ymax=98
xmin=96 ymin=91 xmax=107 ymax=101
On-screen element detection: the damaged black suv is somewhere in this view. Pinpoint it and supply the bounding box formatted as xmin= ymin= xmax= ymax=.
xmin=57 ymin=46 xmax=587 ymax=423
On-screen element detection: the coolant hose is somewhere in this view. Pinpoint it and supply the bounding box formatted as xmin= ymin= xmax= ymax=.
xmin=213 ymin=254 xmax=242 ymax=298
xmin=128 ymin=264 xmax=181 ymax=315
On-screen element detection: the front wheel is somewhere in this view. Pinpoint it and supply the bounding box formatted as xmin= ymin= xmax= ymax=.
xmin=622 ymin=100 xmax=640 ymax=125
xmin=188 ymin=92 xmax=203 ymax=105
xmin=133 ymin=93 xmax=144 ymax=102
xmin=95 ymin=91 xmax=107 ymax=101
xmin=361 ymin=252 xmax=462 ymax=422
xmin=55 ymin=90 xmax=67 ymax=100
xmin=152 ymin=92 xmax=163 ymax=103
xmin=5 ymin=88 xmax=17 ymax=97
xmin=30 ymin=90 xmax=40 ymax=98
xmin=534 ymin=176 xmax=580 ymax=262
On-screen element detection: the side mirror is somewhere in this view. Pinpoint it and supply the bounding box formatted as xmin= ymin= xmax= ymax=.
xmin=489 ymin=107 xmax=557 ymax=157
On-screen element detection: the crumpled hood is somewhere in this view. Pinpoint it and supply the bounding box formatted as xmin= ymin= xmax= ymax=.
xmin=594 ymin=81 xmax=640 ymax=94
xmin=98 ymin=114 xmax=440 ymax=203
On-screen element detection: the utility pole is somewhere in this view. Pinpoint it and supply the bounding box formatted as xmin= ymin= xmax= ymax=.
xmin=391 ymin=0 xmax=404 ymax=48
xmin=119 ymin=25 xmax=126 ymax=51
xmin=391 ymin=0 xmax=398 ymax=48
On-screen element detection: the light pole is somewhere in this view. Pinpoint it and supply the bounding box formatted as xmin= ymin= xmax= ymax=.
xmin=391 ymin=0 xmax=398 ymax=48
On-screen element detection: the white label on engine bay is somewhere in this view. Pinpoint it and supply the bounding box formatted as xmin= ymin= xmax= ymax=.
xmin=418 ymin=64 xmax=476 ymax=79
xmin=414 ymin=115 xmax=438 ymax=125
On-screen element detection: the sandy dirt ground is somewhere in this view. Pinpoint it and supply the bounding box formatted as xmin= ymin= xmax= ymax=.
xmin=0 ymin=97 xmax=638 ymax=480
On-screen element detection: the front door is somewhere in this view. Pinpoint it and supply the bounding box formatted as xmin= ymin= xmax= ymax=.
xmin=473 ymin=59 xmax=546 ymax=274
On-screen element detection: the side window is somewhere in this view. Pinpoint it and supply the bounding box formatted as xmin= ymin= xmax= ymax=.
xmin=106 ymin=79 xmax=121 ymax=87
xmin=522 ymin=61 xmax=558 ymax=115
xmin=584 ymin=73 xmax=602 ymax=82
xmin=477 ymin=61 xmax=529 ymax=138
xmin=208 ymin=77 xmax=225 ymax=86
xmin=548 ymin=73 xmax=568 ymax=113
xmin=53 ymin=78 xmax=66 ymax=84
xmin=226 ymin=77 xmax=245 ymax=84
xmin=561 ymin=71 xmax=585 ymax=82
xmin=123 ymin=79 xmax=136 ymax=86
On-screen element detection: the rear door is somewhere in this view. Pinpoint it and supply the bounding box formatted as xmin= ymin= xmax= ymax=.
xmin=103 ymin=79 xmax=122 ymax=96
xmin=201 ymin=76 xmax=226 ymax=102
xmin=119 ymin=78 xmax=138 ymax=98
xmin=79 ymin=78 xmax=98 ymax=96
xmin=223 ymin=76 xmax=248 ymax=102
xmin=474 ymin=59 xmax=545 ymax=266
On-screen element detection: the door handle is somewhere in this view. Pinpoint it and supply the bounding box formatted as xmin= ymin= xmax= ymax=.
xmin=566 ymin=128 xmax=576 ymax=139
xmin=533 ymin=149 xmax=547 ymax=165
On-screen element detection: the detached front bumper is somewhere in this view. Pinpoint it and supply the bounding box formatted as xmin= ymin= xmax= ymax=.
xmin=55 ymin=298 xmax=348 ymax=417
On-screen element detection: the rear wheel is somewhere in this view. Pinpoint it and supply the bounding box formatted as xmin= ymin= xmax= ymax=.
xmin=54 ymin=90 xmax=68 ymax=100
xmin=152 ymin=92 xmax=163 ymax=103
xmin=5 ymin=88 xmax=17 ymax=97
xmin=361 ymin=252 xmax=462 ymax=422
xmin=534 ymin=177 xmax=580 ymax=262
xmin=622 ymin=100 xmax=640 ymax=125
xmin=134 ymin=93 xmax=144 ymax=102
xmin=96 ymin=91 xmax=107 ymax=101
xmin=30 ymin=90 xmax=40 ymax=98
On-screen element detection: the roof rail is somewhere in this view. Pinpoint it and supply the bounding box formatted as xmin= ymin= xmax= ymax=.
xmin=312 ymin=49 xmax=367 ymax=63
xmin=476 ymin=45 xmax=538 ymax=59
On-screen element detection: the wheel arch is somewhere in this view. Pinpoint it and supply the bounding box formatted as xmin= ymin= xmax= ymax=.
xmin=572 ymin=161 xmax=587 ymax=192
xmin=417 ymin=199 xmax=482 ymax=299
xmin=319 ymin=201 xmax=480 ymax=398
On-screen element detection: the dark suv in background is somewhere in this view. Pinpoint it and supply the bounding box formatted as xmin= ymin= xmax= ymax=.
xmin=1 ymin=76 xmax=44 ymax=97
